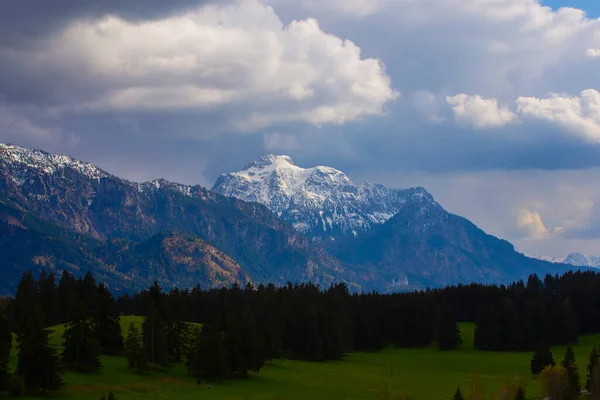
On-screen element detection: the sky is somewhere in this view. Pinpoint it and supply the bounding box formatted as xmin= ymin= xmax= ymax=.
xmin=1 ymin=0 xmax=600 ymax=257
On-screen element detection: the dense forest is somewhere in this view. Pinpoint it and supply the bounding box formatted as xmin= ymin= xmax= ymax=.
xmin=1 ymin=270 xmax=600 ymax=397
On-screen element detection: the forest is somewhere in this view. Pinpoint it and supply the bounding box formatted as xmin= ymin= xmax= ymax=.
xmin=1 ymin=270 xmax=600 ymax=398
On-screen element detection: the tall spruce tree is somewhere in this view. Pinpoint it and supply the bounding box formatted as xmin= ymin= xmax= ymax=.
xmin=38 ymin=271 xmax=59 ymax=326
xmin=124 ymin=323 xmax=148 ymax=373
xmin=95 ymin=284 xmax=123 ymax=355
xmin=562 ymin=345 xmax=581 ymax=398
xmin=62 ymin=303 xmax=103 ymax=372
xmin=14 ymin=272 xmax=65 ymax=392
xmin=186 ymin=325 xmax=229 ymax=383
xmin=436 ymin=301 xmax=462 ymax=351
xmin=0 ymin=312 xmax=10 ymax=392
xmin=142 ymin=282 xmax=168 ymax=369
xmin=531 ymin=342 xmax=555 ymax=375
xmin=589 ymin=346 xmax=600 ymax=391
xmin=165 ymin=288 xmax=189 ymax=363
xmin=57 ymin=270 xmax=79 ymax=323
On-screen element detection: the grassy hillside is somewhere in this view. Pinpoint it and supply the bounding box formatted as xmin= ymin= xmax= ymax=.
xmin=5 ymin=319 xmax=599 ymax=399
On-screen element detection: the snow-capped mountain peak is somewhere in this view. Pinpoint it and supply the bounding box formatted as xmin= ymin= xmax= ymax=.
xmin=0 ymin=143 xmax=107 ymax=180
xmin=212 ymin=155 xmax=438 ymax=238
xmin=532 ymin=252 xmax=600 ymax=268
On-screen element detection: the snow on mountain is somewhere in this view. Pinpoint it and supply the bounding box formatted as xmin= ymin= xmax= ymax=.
xmin=0 ymin=143 xmax=108 ymax=181
xmin=532 ymin=252 xmax=600 ymax=268
xmin=212 ymin=154 xmax=438 ymax=238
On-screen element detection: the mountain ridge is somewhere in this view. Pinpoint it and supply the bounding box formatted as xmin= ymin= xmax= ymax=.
xmin=212 ymin=154 xmax=436 ymax=239
xmin=0 ymin=144 xmax=580 ymax=293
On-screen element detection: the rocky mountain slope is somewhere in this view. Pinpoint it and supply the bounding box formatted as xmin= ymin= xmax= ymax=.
xmin=0 ymin=144 xmax=353 ymax=293
xmin=213 ymin=154 xmax=578 ymax=290
xmin=212 ymin=155 xmax=431 ymax=239
xmin=0 ymin=144 xmax=579 ymax=293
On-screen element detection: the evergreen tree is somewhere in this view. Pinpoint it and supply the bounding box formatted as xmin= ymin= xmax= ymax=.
xmin=79 ymin=272 xmax=99 ymax=318
xmin=530 ymin=342 xmax=555 ymax=375
xmin=562 ymin=345 xmax=581 ymax=398
xmin=142 ymin=282 xmax=168 ymax=369
xmin=453 ymin=386 xmax=464 ymax=400
xmin=0 ymin=312 xmax=10 ymax=392
xmin=124 ymin=323 xmax=148 ymax=373
xmin=95 ymin=284 xmax=123 ymax=355
xmin=225 ymin=304 xmax=264 ymax=377
xmin=436 ymin=301 xmax=462 ymax=351
xmin=57 ymin=270 xmax=79 ymax=323
xmin=62 ymin=303 xmax=103 ymax=372
xmin=186 ymin=325 xmax=229 ymax=383
xmin=165 ymin=288 xmax=189 ymax=362
xmin=17 ymin=303 xmax=64 ymax=392
xmin=38 ymin=271 xmax=59 ymax=326
xmin=588 ymin=346 xmax=599 ymax=391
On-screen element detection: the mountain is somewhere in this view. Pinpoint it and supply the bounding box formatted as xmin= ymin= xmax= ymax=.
xmin=213 ymin=154 xmax=576 ymax=290
xmin=540 ymin=253 xmax=600 ymax=269
xmin=212 ymin=155 xmax=432 ymax=239
xmin=331 ymin=198 xmax=571 ymax=289
xmin=0 ymin=144 xmax=579 ymax=293
xmin=0 ymin=144 xmax=354 ymax=294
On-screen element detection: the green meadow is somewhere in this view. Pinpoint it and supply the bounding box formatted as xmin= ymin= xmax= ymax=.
xmin=5 ymin=318 xmax=599 ymax=400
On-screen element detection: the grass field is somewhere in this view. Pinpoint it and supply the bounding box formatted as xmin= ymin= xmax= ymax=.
xmin=5 ymin=318 xmax=599 ymax=400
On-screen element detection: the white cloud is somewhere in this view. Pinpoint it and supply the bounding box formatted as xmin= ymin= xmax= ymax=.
xmin=4 ymin=0 xmax=396 ymax=133
xmin=446 ymin=94 xmax=518 ymax=128
xmin=518 ymin=209 xmax=550 ymax=239
xmin=516 ymin=89 xmax=600 ymax=141
xmin=586 ymin=49 xmax=600 ymax=58
xmin=268 ymin=0 xmax=600 ymax=97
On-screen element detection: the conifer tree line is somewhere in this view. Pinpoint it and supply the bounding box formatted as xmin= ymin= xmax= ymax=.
xmin=0 ymin=271 xmax=123 ymax=395
xmin=2 ymin=269 xmax=600 ymax=394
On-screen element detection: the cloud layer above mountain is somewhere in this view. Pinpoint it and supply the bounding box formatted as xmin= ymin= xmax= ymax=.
xmin=1 ymin=0 xmax=600 ymax=256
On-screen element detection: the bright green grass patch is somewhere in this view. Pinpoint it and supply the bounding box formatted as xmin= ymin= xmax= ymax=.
xmin=4 ymin=320 xmax=599 ymax=400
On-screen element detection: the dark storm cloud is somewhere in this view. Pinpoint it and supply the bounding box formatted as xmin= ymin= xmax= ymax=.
xmin=0 ymin=0 xmax=217 ymax=44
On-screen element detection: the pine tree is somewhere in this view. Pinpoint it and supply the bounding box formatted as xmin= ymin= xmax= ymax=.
xmin=453 ymin=386 xmax=464 ymax=400
xmin=0 ymin=312 xmax=11 ymax=392
xmin=124 ymin=323 xmax=148 ymax=373
xmin=530 ymin=342 xmax=555 ymax=375
xmin=436 ymin=301 xmax=462 ymax=351
xmin=58 ymin=270 xmax=79 ymax=323
xmin=38 ymin=271 xmax=59 ymax=326
xmin=142 ymin=282 xmax=168 ymax=369
xmin=588 ymin=346 xmax=599 ymax=391
xmin=562 ymin=345 xmax=581 ymax=398
xmin=79 ymin=272 xmax=99 ymax=317
xmin=186 ymin=325 xmax=229 ymax=383
xmin=62 ymin=303 xmax=103 ymax=372
xmin=14 ymin=272 xmax=65 ymax=392
xmin=95 ymin=284 xmax=123 ymax=355
xmin=17 ymin=303 xmax=64 ymax=392
xmin=165 ymin=288 xmax=189 ymax=363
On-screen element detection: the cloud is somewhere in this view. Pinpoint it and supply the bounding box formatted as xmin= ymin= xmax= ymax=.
xmin=516 ymin=89 xmax=600 ymax=141
xmin=446 ymin=94 xmax=518 ymax=128
xmin=263 ymin=132 xmax=298 ymax=150
xmin=586 ymin=49 xmax=600 ymax=58
xmin=0 ymin=102 xmax=80 ymax=151
xmin=0 ymin=0 xmax=396 ymax=134
xmin=519 ymin=209 xmax=550 ymax=240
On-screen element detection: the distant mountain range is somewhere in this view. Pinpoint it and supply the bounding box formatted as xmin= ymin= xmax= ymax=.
xmin=0 ymin=144 xmax=578 ymax=294
xmin=536 ymin=253 xmax=600 ymax=269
